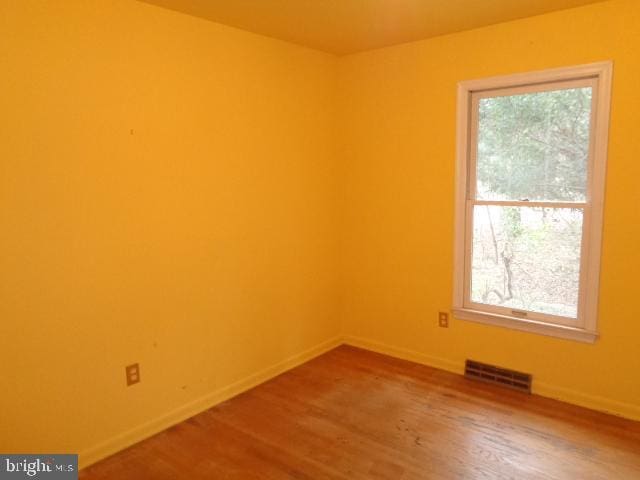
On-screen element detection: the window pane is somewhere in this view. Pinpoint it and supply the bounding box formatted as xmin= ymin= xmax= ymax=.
xmin=470 ymin=206 xmax=583 ymax=318
xmin=476 ymin=87 xmax=592 ymax=202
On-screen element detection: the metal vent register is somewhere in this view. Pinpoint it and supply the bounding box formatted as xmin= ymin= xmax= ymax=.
xmin=465 ymin=359 xmax=532 ymax=393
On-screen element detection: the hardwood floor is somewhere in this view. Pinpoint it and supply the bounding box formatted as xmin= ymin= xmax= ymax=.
xmin=80 ymin=345 xmax=640 ymax=479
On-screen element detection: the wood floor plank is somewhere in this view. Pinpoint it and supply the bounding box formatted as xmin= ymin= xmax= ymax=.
xmin=80 ymin=345 xmax=640 ymax=479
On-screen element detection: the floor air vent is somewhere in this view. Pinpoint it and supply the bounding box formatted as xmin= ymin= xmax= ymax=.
xmin=465 ymin=360 xmax=532 ymax=393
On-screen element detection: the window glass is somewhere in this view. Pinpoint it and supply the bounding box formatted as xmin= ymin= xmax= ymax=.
xmin=476 ymin=87 xmax=592 ymax=202
xmin=470 ymin=205 xmax=583 ymax=318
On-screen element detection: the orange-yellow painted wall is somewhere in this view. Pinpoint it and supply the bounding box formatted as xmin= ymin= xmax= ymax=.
xmin=0 ymin=0 xmax=339 ymax=462
xmin=338 ymin=0 xmax=640 ymax=419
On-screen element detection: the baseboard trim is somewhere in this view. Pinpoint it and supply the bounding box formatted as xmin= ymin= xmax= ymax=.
xmin=342 ymin=335 xmax=463 ymax=376
xmin=534 ymin=381 xmax=640 ymax=421
xmin=343 ymin=335 xmax=640 ymax=422
xmin=79 ymin=335 xmax=343 ymax=469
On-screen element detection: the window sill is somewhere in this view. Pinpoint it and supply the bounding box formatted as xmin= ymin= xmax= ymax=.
xmin=452 ymin=308 xmax=598 ymax=344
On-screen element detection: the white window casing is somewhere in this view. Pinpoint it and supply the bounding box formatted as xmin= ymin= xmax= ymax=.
xmin=453 ymin=62 xmax=613 ymax=343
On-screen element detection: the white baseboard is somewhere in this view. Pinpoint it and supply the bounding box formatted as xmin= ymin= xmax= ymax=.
xmin=534 ymin=381 xmax=640 ymax=421
xmin=343 ymin=335 xmax=463 ymax=375
xmin=343 ymin=335 xmax=640 ymax=422
xmin=79 ymin=335 xmax=342 ymax=469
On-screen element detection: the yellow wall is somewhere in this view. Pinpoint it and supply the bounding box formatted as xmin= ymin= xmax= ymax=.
xmin=0 ymin=0 xmax=339 ymax=465
xmin=338 ymin=0 xmax=640 ymax=420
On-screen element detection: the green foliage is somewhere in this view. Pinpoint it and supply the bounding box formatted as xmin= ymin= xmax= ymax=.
xmin=476 ymin=87 xmax=592 ymax=202
xmin=503 ymin=207 xmax=523 ymax=238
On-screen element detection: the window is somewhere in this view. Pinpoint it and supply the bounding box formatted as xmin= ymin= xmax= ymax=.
xmin=453 ymin=62 xmax=612 ymax=343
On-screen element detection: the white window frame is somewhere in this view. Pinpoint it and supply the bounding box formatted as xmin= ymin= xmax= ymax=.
xmin=453 ymin=62 xmax=613 ymax=343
